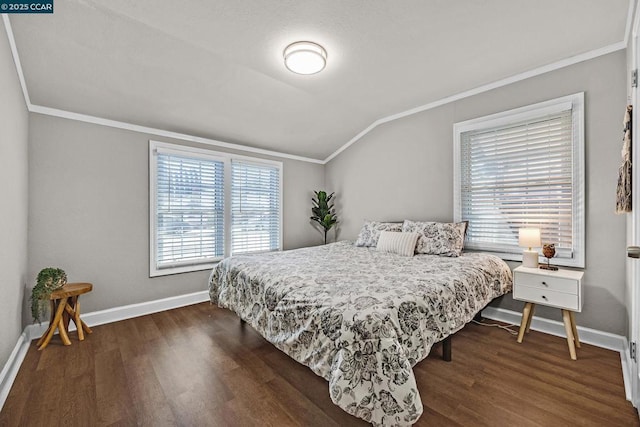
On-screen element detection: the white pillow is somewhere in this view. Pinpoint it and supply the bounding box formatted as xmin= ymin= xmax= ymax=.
xmin=376 ymin=231 xmax=420 ymax=257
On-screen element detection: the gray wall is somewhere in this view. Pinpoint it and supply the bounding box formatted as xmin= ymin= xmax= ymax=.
xmin=0 ymin=21 xmax=29 ymax=366
xmin=326 ymin=51 xmax=628 ymax=335
xmin=27 ymin=114 xmax=324 ymax=320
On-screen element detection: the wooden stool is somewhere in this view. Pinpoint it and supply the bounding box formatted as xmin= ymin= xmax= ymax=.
xmin=37 ymin=283 xmax=93 ymax=350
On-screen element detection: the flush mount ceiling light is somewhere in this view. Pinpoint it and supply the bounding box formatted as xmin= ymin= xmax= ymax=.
xmin=283 ymin=41 xmax=327 ymax=75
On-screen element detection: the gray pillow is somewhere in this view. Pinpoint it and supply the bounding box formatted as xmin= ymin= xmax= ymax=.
xmin=355 ymin=221 xmax=403 ymax=247
xmin=402 ymin=220 xmax=466 ymax=256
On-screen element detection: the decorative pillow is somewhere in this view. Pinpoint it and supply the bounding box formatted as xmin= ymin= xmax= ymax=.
xmin=402 ymin=220 xmax=466 ymax=257
xmin=376 ymin=231 xmax=420 ymax=257
xmin=355 ymin=221 xmax=403 ymax=247
xmin=461 ymin=220 xmax=469 ymax=238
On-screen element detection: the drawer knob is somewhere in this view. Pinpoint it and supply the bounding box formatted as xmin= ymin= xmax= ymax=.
xmin=542 ymin=295 xmax=548 ymax=300
xmin=541 ymin=281 xmax=548 ymax=286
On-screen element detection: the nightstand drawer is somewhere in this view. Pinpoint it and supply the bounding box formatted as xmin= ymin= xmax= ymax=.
xmin=514 ymin=272 xmax=578 ymax=294
xmin=513 ymin=285 xmax=579 ymax=311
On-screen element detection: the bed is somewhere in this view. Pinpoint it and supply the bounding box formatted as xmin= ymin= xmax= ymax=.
xmin=209 ymin=241 xmax=512 ymax=425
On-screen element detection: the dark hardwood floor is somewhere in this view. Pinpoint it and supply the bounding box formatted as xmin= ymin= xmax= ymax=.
xmin=1 ymin=302 xmax=638 ymax=426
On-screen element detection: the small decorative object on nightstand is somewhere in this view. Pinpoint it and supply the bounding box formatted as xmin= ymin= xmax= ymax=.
xmin=540 ymin=243 xmax=558 ymax=271
xmin=513 ymin=266 xmax=583 ymax=360
xmin=518 ymin=228 xmax=541 ymax=268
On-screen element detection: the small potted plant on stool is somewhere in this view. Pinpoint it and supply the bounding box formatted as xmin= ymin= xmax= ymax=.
xmin=31 ymin=267 xmax=67 ymax=323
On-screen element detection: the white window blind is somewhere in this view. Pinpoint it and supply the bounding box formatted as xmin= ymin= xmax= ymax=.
xmin=155 ymin=150 xmax=225 ymax=270
xmin=150 ymin=141 xmax=283 ymax=276
xmin=454 ymin=93 xmax=584 ymax=267
xmin=231 ymin=160 xmax=281 ymax=255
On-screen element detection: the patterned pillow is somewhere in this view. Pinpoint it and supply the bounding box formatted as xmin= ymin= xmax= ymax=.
xmin=402 ymin=220 xmax=466 ymax=256
xmin=355 ymin=221 xmax=403 ymax=247
xmin=376 ymin=231 xmax=420 ymax=257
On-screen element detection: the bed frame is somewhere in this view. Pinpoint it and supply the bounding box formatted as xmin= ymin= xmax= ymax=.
xmin=440 ymin=309 xmax=484 ymax=362
xmin=239 ymin=317 xmax=456 ymax=362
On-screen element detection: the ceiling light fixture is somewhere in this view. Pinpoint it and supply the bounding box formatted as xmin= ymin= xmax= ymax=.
xmin=283 ymin=41 xmax=327 ymax=75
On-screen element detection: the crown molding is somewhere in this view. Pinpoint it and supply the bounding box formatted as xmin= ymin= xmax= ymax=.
xmin=325 ymin=0 xmax=635 ymax=164
xmin=2 ymin=15 xmax=30 ymax=109
xmin=3 ymin=15 xmax=324 ymax=165
xmin=323 ymin=39 xmax=627 ymax=163
xmin=3 ymin=9 xmax=633 ymax=166
xmin=28 ymin=104 xmax=324 ymax=164
xmin=625 ymin=0 xmax=637 ymax=45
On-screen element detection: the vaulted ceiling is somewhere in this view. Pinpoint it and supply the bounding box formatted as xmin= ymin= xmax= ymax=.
xmin=9 ymin=0 xmax=631 ymax=160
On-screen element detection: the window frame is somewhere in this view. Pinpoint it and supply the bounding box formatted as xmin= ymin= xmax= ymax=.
xmin=453 ymin=93 xmax=585 ymax=268
xmin=149 ymin=140 xmax=283 ymax=277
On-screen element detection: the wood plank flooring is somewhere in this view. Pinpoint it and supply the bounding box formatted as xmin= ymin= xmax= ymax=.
xmin=1 ymin=302 xmax=637 ymax=426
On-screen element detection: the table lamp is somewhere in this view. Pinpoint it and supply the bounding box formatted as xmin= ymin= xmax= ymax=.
xmin=519 ymin=228 xmax=541 ymax=268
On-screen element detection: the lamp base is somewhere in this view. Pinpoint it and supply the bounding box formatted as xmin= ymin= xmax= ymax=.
xmin=522 ymin=250 xmax=539 ymax=268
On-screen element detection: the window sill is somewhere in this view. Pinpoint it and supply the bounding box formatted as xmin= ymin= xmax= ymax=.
xmin=150 ymin=261 xmax=220 ymax=278
xmin=466 ymin=249 xmax=584 ymax=269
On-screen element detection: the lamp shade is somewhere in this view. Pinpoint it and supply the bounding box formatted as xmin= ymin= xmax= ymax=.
xmin=518 ymin=228 xmax=541 ymax=249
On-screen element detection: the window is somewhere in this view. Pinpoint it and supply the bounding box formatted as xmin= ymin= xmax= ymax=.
xmin=150 ymin=141 xmax=282 ymax=276
xmin=154 ymin=148 xmax=225 ymax=271
xmin=453 ymin=93 xmax=584 ymax=267
xmin=231 ymin=160 xmax=281 ymax=255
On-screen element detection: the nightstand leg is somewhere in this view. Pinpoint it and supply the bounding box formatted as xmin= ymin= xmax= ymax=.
xmin=562 ymin=310 xmax=577 ymax=360
xmin=525 ymin=303 xmax=536 ymax=333
xmin=569 ymin=311 xmax=580 ymax=348
xmin=517 ymin=302 xmax=533 ymax=343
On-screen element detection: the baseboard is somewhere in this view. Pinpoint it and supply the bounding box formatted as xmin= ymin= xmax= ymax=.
xmin=0 ymin=290 xmax=210 ymax=411
xmin=0 ymin=331 xmax=32 ymax=412
xmin=481 ymin=306 xmax=626 ymax=351
xmin=2 ymin=297 xmax=632 ymax=410
xmin=482 ymin=306 xmax=634 ymax=404
xmin=620 ymin=337 xmax=633 ymax=402
xmin=25 ymin=290 xmax=210 ymax=340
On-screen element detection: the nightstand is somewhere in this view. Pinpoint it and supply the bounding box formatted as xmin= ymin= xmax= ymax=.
xmin=513 ymin=266 xmax=584 ymax=360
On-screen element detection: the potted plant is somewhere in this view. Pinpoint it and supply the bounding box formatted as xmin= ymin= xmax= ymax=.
xmin=31 ymin=267 xmax=67 ymax=323
xmin=311 ymin=190 xmax=338 ymax=244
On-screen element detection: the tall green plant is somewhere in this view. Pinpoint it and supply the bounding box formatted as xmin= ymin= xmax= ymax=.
xmin=31 ymin=267 xmax=67 ymax=324
xmin=311 ymin=190 xmax=338 ymax=244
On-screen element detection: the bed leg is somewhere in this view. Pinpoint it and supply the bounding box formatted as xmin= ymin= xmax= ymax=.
xmin=474 ymin=311 xmax=483 ymax=322
xmin=442 ymin=336 xmax=452 ymax=362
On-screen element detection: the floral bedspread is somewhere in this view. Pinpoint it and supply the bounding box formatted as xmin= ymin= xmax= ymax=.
xmin=209 ymin=241 xmax=512 ymax=425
